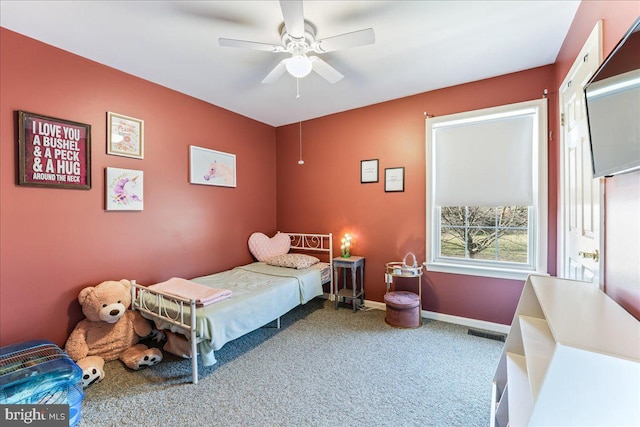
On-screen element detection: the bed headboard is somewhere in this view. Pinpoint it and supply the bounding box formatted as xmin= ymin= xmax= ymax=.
xmin=279 ymin=232 xmax=333 ymax=260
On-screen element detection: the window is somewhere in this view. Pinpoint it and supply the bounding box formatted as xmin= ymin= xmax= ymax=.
xmin=440 ymin=206 xmax=530 ymax=263
xmin=426 ymin=99 xmax=547 ymax=280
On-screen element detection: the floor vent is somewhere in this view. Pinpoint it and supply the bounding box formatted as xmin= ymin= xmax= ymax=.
xmin=467 ymin=328 xmax=506 ymax=342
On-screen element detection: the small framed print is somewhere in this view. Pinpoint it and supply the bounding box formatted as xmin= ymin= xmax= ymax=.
xmin=385 ymin=167 xmax=405 ymax=192
xmin=189 ymin=145 xmax=236 ymax=187
xmin=105 ymin=167 xmax=143 ymax=211
xmin=360 ymin=159 xmax=379 ymax=183
xmin=107 ymin=112 xmax=144 ymax=159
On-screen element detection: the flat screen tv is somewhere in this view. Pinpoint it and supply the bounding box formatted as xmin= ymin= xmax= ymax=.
xmin=584 ymin=17 xmax=640 ymax=178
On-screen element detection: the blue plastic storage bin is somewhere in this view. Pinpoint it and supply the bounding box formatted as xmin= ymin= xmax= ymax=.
xmin=0 ymin=340 xmax=84 ymax=427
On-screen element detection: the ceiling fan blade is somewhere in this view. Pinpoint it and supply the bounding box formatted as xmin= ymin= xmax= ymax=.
xmin=219 ymin=38 xmax=284 ymax=53
xmin=314 ymin=28 xmax=375 ymax=53
xmin=262 ymin=59 xmax=288 ymax=84
xmin=279 ymin=0 xmax=305 ymax=39
xmin=310 ymin=56 xmax=343 ymax=84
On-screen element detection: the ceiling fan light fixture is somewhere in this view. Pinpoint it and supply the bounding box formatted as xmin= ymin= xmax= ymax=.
xmin=220 ymin=4 xmax=375 ymax=85
xmin=286 ymin=54 xmax=312 ymax=78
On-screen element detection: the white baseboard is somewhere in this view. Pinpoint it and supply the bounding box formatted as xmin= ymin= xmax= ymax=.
xmin=362 ymin=299 xmax=510 ymax=335
xmin=363 ymin=300 xmax=386 ymax=311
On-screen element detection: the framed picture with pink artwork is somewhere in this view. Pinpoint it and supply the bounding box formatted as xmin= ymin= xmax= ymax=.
xmin=105 ymin=167 xmax=144 ymax=211
xmin=189 ymin=145 xmax=236 ymax=188
xmin=107 ymin=112 xmax=144 ymax=159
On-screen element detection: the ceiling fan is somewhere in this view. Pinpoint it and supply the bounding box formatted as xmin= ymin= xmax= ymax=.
xmin=218 ymin=0 xmax=375 ymax=84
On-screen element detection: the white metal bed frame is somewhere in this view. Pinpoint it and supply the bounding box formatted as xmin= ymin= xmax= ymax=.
xmin=131 ymin=232 xmax=333 ymax=384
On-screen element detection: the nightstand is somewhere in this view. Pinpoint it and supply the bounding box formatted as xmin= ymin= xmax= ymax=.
xmin=333 ymin=256 xmax=365 ymax=312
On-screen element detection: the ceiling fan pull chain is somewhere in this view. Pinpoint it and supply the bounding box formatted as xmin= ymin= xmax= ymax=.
xmin=298 ymin=119 xmax=304 ymax=165
xmin=298 ymin=80 xmax=304 ymax=165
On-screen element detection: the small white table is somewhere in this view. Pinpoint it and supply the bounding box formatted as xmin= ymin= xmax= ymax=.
xmin=384 ymin=261 xmax=423 ymax=327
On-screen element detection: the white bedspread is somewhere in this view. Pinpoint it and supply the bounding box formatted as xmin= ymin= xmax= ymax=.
xmin=146 ymin=262 xmax=323 ymax=366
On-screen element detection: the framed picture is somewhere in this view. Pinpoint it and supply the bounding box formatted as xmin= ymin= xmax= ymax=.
xmin=189 ymin=145 xmax=236 ymax=187
xmin=107 ymin=112 xmax=144 ymax=159
xmin=17 ymin=111 xmax=91 ymax=189
xmin=385 ymin=167 xmax=405 ymax=192
xmin=105 ymin=167 xmax=144 ymax=211
xmin=360 ymin=159 xmax=379 ymax=183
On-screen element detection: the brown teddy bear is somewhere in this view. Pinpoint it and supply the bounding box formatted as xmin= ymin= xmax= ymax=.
xmin=65 ymin=279 xmax=163 ymax=387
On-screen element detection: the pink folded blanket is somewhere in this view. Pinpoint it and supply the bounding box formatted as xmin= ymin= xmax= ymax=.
xmin=149 ymin=277 xmax=232 ymax=307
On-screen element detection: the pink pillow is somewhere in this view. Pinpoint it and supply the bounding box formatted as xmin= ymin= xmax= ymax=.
xmin=248 ymin=232 xmax=291 ymax=261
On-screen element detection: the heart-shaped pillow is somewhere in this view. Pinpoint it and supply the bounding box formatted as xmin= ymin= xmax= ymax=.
xmin=248 ymin=232 xmax=291 ymax=262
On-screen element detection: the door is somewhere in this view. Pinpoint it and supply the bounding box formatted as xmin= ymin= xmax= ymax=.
xmin=559 ymin=21 xmax=603 ymax=286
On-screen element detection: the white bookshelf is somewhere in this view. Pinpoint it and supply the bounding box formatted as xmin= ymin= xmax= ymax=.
xmin=491 ymin=275 xmax=640 ymax=427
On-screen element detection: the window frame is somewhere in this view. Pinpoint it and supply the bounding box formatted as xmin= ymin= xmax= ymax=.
xmin=425 ymin=99 xmax=548 ymax=281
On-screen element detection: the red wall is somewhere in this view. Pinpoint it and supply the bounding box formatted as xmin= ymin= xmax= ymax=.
xmin=2 ymin=1 xmax=638 ymax=349
xmin=276 ymin=66 xmax=556 ymax=325
xmin=0 ymin=29 xmax=277 ymax=347
xmin=605 ymin=173 xmax=640 ymax=319
xmin=277 ymin=1 xmax=640 ymax=325
xmin=552 ymin=0 xmax=640 ymax=319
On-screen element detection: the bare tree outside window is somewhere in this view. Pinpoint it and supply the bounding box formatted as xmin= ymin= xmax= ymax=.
xmin=440 ymin=206 xmax=529 ymax=263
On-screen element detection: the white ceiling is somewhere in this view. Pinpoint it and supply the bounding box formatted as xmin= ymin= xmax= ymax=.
xmin=0 ymin=1 xmax=581 ymax=127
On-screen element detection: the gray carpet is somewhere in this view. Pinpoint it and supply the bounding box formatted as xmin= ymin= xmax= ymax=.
xmin=79 ymin=299 xmax=503 ymax=427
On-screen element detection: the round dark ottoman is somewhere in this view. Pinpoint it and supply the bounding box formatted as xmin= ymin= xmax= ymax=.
xmin=384 ymin=291 xmax=421 ymax=328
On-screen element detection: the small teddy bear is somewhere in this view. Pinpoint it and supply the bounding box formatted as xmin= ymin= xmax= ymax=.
xmin=65 ymin=279 xmax=163 ymax=387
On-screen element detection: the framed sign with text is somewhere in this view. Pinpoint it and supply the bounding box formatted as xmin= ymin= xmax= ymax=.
xmin=17 ymin=111 xmax=91 ymax=189
xmin=360 ymin=159 xmax=379 ymax=183
xmin=385 ymin=167 xmax=405 ymax=192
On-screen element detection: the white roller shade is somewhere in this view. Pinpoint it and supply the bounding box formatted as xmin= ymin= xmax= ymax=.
xmin=433 ymin=112 xmax=535 ymax=207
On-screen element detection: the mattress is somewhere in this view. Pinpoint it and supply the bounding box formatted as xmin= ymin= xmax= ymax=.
xmin=139 ymin=262 xmax=324 ymax=366
xmin=310 ymin=261 xmax=331 ymax=284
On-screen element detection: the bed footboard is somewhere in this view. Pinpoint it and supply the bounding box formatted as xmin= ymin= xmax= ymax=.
xmin=131 ymin=281 xmax=200 ymax=384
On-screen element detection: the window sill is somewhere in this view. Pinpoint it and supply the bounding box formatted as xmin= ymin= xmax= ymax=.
xmin=423 ymin=262 xmax=548 ymax=281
